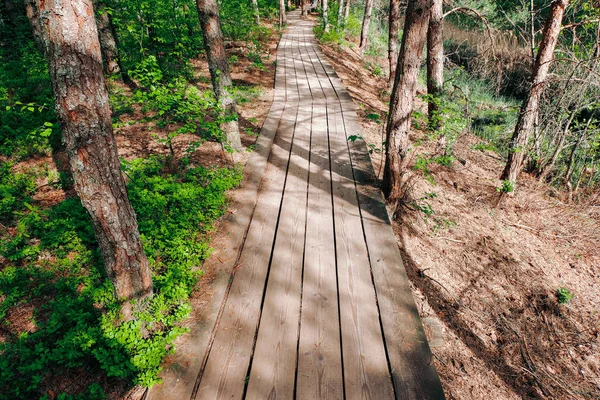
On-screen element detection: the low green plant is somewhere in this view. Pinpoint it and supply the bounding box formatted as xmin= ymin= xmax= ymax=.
xmin=496 ymin=179 xmax=514 ymax=193
xmin=556 ymin=287 xmax=575 ymax=304
xmin=0 ymin=158 xmax=242 ymax=398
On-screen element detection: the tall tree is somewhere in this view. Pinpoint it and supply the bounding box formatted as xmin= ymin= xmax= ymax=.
xmin=196 ymin=0 xmax=243 ymax=151
xmin=388 ymin=0 xmax=400 ymax=87
xmin=25 ymin=0 xmax=153 ymax=318
xmin=344 ymin=0 xmax=351 ymax=21
xmin=253 ymin=0 xmax=260 ymax=25
xmin=94 ymin=0 xmax=122 ymax=76
xmin=426 ymin=0 xmax=443 ymax=128
xmin=280 ymin=0 xmax=287 ymax=27
xmin=501 ymin=0 xmax=570 ymax=187
xmin=359 ymin=0 xmax=373 ymax=54
xmin=338 ymin=0 xmax=345 ymax=24
xmin=383 ymin=0 xmax=431 ymax=208
xmin=322 ymin=0 xmax=330 ymax=32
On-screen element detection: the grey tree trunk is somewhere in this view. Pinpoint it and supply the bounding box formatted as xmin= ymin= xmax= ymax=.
xmin=252 ymin=0 xmax=260 ymax=24
xmin=338 ymin=0 xmax=345 ymax=24
xmin=383 ymin=0 xmax=431 ymax=207
xmin=344 ymin=0 xmax=350 ymax=21
xmin=388 ymin=0 xmax=400 ymax=88
xmin=358 ymin=0 xmax=373 ymax=54
xmin=426 ymin=0 xmax=443 ymax=128
xmin=25 ymin=0 xmax=153 ymax=319
xmin=501 ymin=0 xmax=569 ymax=187
xmin=196 ymin=0 xmax=243 ymax=151
xmin=280 ymin=0 xmax=287 ymax=27
xmin=322 ymin=0 xmax=329 ymax=32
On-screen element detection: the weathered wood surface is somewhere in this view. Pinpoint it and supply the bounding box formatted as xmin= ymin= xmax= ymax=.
xmin=149 ymin=9 xmax=445 ymax=400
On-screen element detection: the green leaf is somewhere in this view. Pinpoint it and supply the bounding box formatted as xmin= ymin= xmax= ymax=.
xmin=44 ymin=122 xmax=54 ymax=127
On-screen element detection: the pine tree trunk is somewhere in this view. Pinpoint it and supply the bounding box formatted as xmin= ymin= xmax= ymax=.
xmin=388 ymin=0 xmax=400 ymax=88
xmin=358 ymin=0 xmax=373 ymax=54
xmin=383 ymin=0 xmax=431 ymax=207
xmin=501 ymin=0 xmax=569 ymax=186
xmin=322 ymin=0 xmax=329 ymax=32
xmin=25 ymin=0 xmax=153 ymax=318
xmin=196 ymin=0 xmax=243 ymax=151
xmin=252 ymin=0 xmax=260 ymax=24
xmin=94 ymin=1 xmax=122 ymax=76
xmin=338 ymin=0 xmax=345 ymax=24
xmin=426 ymin=0 xmax=443 ymax=128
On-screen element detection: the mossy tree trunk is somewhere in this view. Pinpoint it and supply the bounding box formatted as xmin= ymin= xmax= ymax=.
xmin=383 ymin=0 xmax=431 ymax=209
xmin=501 ymin=0 xmax=569 ymax=187
xmin=196 ymin=0 xmax=243 ymax=151
xmin=25 ymin=0 xmax=153 ymax=319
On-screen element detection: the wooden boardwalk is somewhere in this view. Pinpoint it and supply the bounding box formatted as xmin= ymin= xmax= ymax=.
xmin=148 ymin=10 xmax=444 ymax=400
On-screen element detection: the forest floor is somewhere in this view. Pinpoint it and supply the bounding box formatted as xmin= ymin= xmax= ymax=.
xmin=317 ymin=24 xmax=600 ymax=399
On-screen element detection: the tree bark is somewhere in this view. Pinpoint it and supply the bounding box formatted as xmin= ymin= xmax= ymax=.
xmin=94 ymin=1 xmax=122 ymax=76
xmin=501 ymin=0 xmax=569 ymax=186
xmin=280 ymin=0 xmax=287 ymax=27
xmin=344 ymin=0 xmax=350 ymax=21
xmin=25 ymin=0 xmax=153 ymax=318
xmin=388 ymin=0 xmax=400 ymax=88
xmin=358 ymin=0 xmax=373 ymax=54
xmin=383 ymin=0 xmax=431 ymax=207
xmin=338 ymin=0 xmax=345 ymax=24
xmin=322 ymin=0 xmax=329 ymax=32
xmin=196 ymin=0 xmax=243 ymax=151
xmin=252 ymin=0 xmax=260 ymax=24
xmin=426 ymin=0 xmax=443 ymax=127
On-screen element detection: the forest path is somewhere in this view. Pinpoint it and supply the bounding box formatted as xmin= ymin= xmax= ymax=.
xmin=148 ymin=10 xmax=444 ymax=400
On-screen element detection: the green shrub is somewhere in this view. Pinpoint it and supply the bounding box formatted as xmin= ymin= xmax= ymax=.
xmin=556 ymin=287 xmax=575 ymax=304
xmin=0 ymin=158 xmax=241 ymax=399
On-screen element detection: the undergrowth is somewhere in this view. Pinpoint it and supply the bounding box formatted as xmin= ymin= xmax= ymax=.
xmin=0 ymin=158 xmax=241 ymax=399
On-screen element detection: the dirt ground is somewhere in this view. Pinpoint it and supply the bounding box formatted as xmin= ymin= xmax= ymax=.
xmin=319 ymin=37 xmax=600 ymax=399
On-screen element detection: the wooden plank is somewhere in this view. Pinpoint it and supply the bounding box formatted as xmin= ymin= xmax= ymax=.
xmin=313 ymin=34 xmax=446 ymax=399
xmin=245 ymin=28 xmax=310 ymax=399
xmin=326 ymin=95 xmax=396 ymax=399
xmin=146 ymin=24 xmax=289 ymax=400
xmin=195 ymin=31 xmax=298 ymax=400
xmin=295 ymin=24 xmax=344 ymax=399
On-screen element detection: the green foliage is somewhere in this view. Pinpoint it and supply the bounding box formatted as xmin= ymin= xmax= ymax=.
xmin=556 ymin=287 xmax=575 ymax=304
xmin=0 ymin=163 xmax=37 ymax=225
xmin=496 ymin=179 xmax=515 ymax=193
xmin=0 ymin=159 xmax=241 ymax=398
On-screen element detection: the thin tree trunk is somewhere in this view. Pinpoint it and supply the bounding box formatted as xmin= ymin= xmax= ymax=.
xmin=94 ymin=1 xmax=122 ymax=76
xmin=322 ymin=0 xmax=329 ymax=32
xmin=383 ymin=0 xmax=431 ymax=208
xmin=252 ymin=0 xmax=260 ymax=24
xmin=426 ymin=0 xmax=443 ymax=127
xmin=388 ymin=0 xmax=400 ymax=88
xmin=501 ymin=0 xmax=569 ymax=186
xmin=358 ymin=0 xmax=373 ymax=54
xmin=196 ymin=0 xmax=243 ymax=151
xmin=25 ymin=0 xmax=153 ymax=318
xmin=344 ymin=0 xmax=350 ymax=21
xmin=338 ymin=0 xmax=345 ymax=24
xmin=280 ymin=0 xmax=287 ymax=27
xmin=301 ymin=0 xmax=305 ymax=16
xmin=538 ymin=110 xmax=575 ymax=181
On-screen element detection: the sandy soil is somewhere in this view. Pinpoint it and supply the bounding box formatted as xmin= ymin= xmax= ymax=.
xmin=319 ymin=37 xmax=600 ymax=399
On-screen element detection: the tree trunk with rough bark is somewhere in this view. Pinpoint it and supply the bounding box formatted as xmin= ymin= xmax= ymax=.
xmin=25 ymin=0 xmax=153 ymax=319
xmin=196 ymin=0 xmax=243 ymax=151
xmin=94 ymin=1 xmax=122 ymax=76
xmin=338 ymin=0 xmax=344 ymax=24
xmin=388 ymin=0 xmax=400 ymax=88
xmin=383 ymin=0 xmax=431 ymax=208
xmin=426 ymin=0 xmax=443 ymax=127
xmin=501 ymin=0 xmax=569 ymax=186
xmin=359 ymin=0 xmax=373 ymax=55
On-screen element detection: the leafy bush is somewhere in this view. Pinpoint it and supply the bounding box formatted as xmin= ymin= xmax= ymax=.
xmin=0 ymin=158 xmax=241 ymax=399
xmin=556 ymin=287 xmax=575 ymax=304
